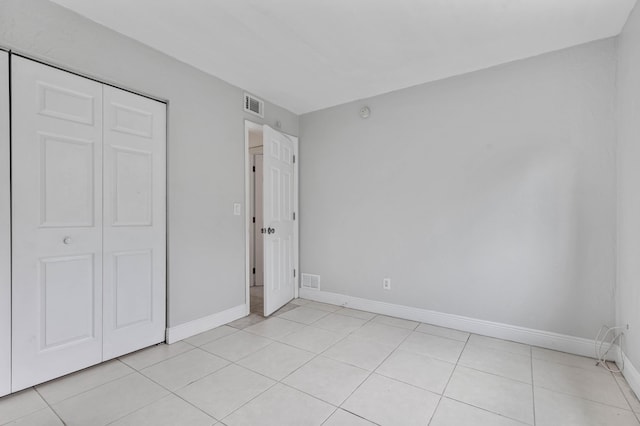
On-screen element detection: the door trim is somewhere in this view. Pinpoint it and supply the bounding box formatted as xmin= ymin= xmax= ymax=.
xmin=244 ymin=121 xmax=299 ymax=316
xmin=0 ymin=50 xmax=10 ymax=397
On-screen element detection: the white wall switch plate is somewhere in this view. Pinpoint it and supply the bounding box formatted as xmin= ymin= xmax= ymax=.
xmin=233 ymin=203 xmax=242 ymax=215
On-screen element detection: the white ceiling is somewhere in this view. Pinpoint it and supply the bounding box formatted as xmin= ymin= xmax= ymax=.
xmin=50 ymin=0 xmax=637 ymax=114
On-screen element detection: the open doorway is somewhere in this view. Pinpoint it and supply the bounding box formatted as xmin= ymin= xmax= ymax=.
xmin=248 ymin=131 xmax=264 ymax=315
xmin=244 ymin=121 xmax=299 ymax=318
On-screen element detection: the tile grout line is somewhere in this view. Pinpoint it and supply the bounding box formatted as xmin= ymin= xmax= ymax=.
xmin=32 ymin=386 xmax=67 ymax=426
xmin=438 ymin=396 xmax=532 ymax=426
xmin=119 ymin=340 xmax=197 ymax=372
xmin=318 ymin=407 xmax=340 ymax=426
xmin=533 ymin=382 xmax=637 ymax=412
xmin=34 ymin=369 xmax=144 ymax=424
xmin=182 ymin=325 xmax=239 ymax=347
xmin=168 ymin=390 xmax=222 ymax=424
xmin=534 ymin=354 xmax=627 ymax=376
xmin=610 ymin=367 xmax=640 ymax=423
xmin=37 ymin=361 xmax=138 ymax=407
xmin=101 ymin=381 xmax=171 ymax=426
xmin=0 ymin=388 xmax=49 ymax=425
xmin=114 ymin=370 xmax=221 ymax=425
xmin=447 ymin=363 xmax=534 ymax=386
xmin=427 ymin=330 xmax=470 ymax=426
xmin=531 ymin=345 xmax=536 ymax=426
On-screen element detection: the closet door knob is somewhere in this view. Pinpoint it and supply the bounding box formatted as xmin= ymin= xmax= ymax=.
xmin=63 ymin=237 xmax=72 ymax=245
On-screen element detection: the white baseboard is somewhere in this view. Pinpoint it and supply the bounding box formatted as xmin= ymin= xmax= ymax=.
xmin=300 ymin=289 xmax=605 ymax=359
xmin=620 ymin=350 xmax=640 ymax=402
xmin=165 ymin=304 xmax=246 ymax=344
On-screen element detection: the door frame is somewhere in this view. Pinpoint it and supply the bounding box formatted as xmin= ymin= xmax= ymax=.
xmin=0 ymin=49 xmax=10 ymax=398
xmin=244 ymin=120 xmax=299 ymax=315
xmin=249 ymin=147 xmax=263 ymax=287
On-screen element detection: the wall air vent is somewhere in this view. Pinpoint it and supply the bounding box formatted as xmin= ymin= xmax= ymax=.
xmin=301 ymin=273 xmax=321 ymax=290
xmin=244 ymin=93 xmax=264 ymax=118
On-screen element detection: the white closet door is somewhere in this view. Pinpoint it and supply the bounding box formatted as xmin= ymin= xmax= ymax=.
xmin=263 ymin=126 xmax=295 ymax=316
xmin=11 ymin=56 xmax=103 ymax=392
xmin=0 ymin=51 xmax=10 ymax=397
xmin=102 ymin=86 xmax=166 ymax=360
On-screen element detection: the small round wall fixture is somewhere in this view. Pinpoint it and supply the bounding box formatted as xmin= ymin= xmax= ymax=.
xmin=359 ymin=106 xmax=371 ymax=119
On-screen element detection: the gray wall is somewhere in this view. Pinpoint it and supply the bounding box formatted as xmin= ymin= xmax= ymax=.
xmin=617 ymin=2 xmax=640 ymax=369
xmin=300 ymin=39 xmax=617 ymax=339
xmin=0 ymin=0 xmax=299 ymax=327
xmin=0 ymin=0 xmax=625 ymax=345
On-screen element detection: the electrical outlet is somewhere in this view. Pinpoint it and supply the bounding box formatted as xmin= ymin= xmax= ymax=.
xmin=383 ymin=278 xmax=391 ymax=290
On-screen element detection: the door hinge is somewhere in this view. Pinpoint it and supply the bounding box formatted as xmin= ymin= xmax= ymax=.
xmin=252 ymin=166 xmax=255 ymax=172
xmin=293 ymin=155 xmax=296 ymax=164
xmin=293 ymin=269 xmax=296 ymax=278
xmin=253 ymin=267 xmax=256 ymax=274
xmin=293 ymin=212 xmax=296 ymax=220
xmin=253 ymin=217 xmax=255 ymax=223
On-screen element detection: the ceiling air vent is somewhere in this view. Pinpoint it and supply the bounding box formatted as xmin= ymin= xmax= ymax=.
xmin=244 ymin=93 xmax=264 ymax=118
xmin=301 ymin=273 xmax=320 ymax=291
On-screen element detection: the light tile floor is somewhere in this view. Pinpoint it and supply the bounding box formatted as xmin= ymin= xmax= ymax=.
xmin=1 ymin=299 xmax=640 ymax=425
xmin=249 ymin=286 xmax=264 ymax=316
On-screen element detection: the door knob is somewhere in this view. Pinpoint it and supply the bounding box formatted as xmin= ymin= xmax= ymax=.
xmin=63 ymin=236 xmax=72 ymax=245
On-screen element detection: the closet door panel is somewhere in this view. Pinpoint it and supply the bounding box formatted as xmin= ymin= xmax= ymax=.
xmin=0 ymin=51 xmax=10 ymax=397
xmin=11 ymin=57 xmax=103 ymax=391
xmin=102 ymin=86 xmax=166 ymax=360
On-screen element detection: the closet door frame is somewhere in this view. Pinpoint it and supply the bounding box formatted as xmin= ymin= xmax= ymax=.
xmin=0 ymin=49 xmax=10 ymax=398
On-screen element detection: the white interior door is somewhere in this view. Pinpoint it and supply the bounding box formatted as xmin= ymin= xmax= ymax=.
xmin=0 ymin=50 xmax=10 ymax=397
xmin=254 ymin=153 xmax=264 ymax=287
xmin=263 ymin=126 xmax=296 ymax=316
xmin=11 ymin=56 xmax=104 ymax=391
xmin=102 ymin=86 xmax=166 ymax=360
